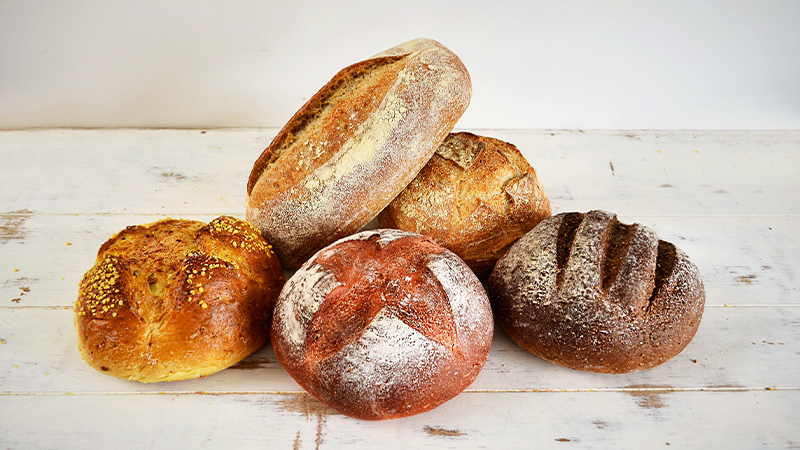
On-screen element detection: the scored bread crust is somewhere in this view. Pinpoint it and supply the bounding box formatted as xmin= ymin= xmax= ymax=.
xmin=271 ymin=229 xmax=493 ymax=420
xmin=378 ymin=132 xmax=551 ymax=275
xmin=488 ymin=210 xmax=705 ymax=374
xmin=246 ymin=38 xmax=471 ymax=269
xmin=74 ymin=216 xmax=285 ymax=382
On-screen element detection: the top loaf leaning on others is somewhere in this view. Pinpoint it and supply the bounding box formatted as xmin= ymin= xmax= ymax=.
xmin=246 ymin=38 xmax=472 ymax=269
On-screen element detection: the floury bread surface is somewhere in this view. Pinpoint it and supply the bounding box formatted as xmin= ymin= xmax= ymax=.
xmin=271 ymin=229 xmax=493 ymax=420
xmin=378 ymin=132 xmax=551 ymax=275
xmin=75 ymin=216 xmax=285 ymax=382
xmin=246 ymin=38 xmax=471 ymax=269
xmin=488 ymin=210 xmax=705 ymax=374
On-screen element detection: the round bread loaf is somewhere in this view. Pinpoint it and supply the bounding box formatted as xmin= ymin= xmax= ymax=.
xmin=271 ymin=229 xmax=493 ymax=420
xmin=488 ymin=210 xmax=705 ymax=374
xmin=246 ymin=38 xmax=471 ymax=269
xmin=378 ymin=132 xmax=551 ymax=275
xmin=74 ymin=216 xmax=285 ymax=382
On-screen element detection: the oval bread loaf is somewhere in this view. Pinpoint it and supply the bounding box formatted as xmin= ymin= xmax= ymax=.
xmin=75 ymin=216 xmax=285 ymax=382
xmin=378 ymin=132 xmax=551 ymax=275
xmin=271 ymin=229 xmax=493 ymax=420
xmin=246 ymin=38 xmax=472 ymax=269
xmin=488 ymin=210 xmax=705 ymax=374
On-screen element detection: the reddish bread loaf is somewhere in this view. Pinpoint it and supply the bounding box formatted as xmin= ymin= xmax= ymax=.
xmin=75 ymin=216 xmax=285 ymax=382
xmin=246 ymin=38 xmax=471 ymax=269
xmin=488 ymin=210 xmax=705 ymax=373
xmin=271 ymin=229 xmax=493 ymax=420
xmin=378 ymin=132 xmax=551 ymax=275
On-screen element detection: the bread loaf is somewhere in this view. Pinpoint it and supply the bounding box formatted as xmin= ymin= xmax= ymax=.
xmin=271 ymin=229 xmax=493 ymax=420
xmin=378 ymin=132 xmax=551 ymax=275
xmin=246 ymin=38 xmax=471 ymax=269
xmin=75 ymin=216 xmax=285 ymax=382
xmin=488 ymin=210 xmax=705 ymax=373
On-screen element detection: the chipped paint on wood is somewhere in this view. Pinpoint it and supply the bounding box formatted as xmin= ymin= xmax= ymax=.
xmin=274 ymin=393 xmax=337 ymax=450
xmin=626 ymin=389 xmax=670 ymax=410
xmin=0 ymin=210 xmax=33 ymax=243
xmin=424 ymin=425 xmax=466 ymax=437
xmin=0 ymin=129 xmax=799 ymax=448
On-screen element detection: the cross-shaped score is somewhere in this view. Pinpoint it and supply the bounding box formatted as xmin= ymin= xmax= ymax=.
xmin=303 ymin=234 xmax=459 ymax=362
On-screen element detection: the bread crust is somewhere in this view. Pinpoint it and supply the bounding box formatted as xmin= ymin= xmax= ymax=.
xmin=488 ymin=210 xmax=705 ymax=373
xmin=246 ymin=38 xmax=471 ymax=269
xmin=378 ymin=132 xmax=551 ymax=275
xmin=271 ymin=229 xmax=493 ymax=420
xmin=74 ymin=216 xmax=285 ymax=382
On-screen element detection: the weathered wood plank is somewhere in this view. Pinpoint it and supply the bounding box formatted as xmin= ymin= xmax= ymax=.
xmin=506 ymin=129 xmax=800 ymax=217
xmin=1 ymin=129 xmax=798 ymax=449
xmin=1 ymin=306 xmax=798 ymax=394
xmin=0 ymin=128 xmax=270 ymax=215
xmin=1 ymin=389 xmax=798 ymax=449
xmin=1 ymin=129 xmax=798 ymax=216
xmin=2 ymin=213 xmax=796 ymax=307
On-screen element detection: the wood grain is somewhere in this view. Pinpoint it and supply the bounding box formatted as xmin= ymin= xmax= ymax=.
xmin=1 ymin=129 xmax=798 ymax=448
xmin=1 ymin=306 xmax=798 ymax=394
xmin=1 ymin=391 xmax=798 ymax=449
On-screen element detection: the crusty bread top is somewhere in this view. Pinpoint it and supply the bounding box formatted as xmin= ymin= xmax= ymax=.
xmin=271 ymin=228 xmax=493 ymax=419
xmin=246 ymin=54 xmax=407 ymax=200
xmin=76 ymin=217 xmax=274 ymax=320
xmin=75 ymin=216 xmax=284 ymax=382
xmin=378 ymin=132 xmax=551 ymax=274
xmin=246 ymin=38 xmax=471 ymax=269
xmin=488 ymin=210 xmax=705 ymax=373
xmin=273 ymin=229 xmax=491 ymax=362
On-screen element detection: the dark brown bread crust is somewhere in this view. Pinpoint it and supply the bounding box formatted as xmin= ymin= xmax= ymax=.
xmin=378 ymin=132 xmax=551 ymax=275
xmin=271 ymin=229 xmax=493 ymax=420
xmin=246 ymin=38 xmax=471 ymax=269
xmin=74 ymin=216 xmax=285 ymax=382
xmin=488 ymin=210 xmax=705 ymax=373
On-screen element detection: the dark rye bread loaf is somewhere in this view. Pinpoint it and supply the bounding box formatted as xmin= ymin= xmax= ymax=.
xmin=488 ymin=210 xmax=705 ymax=373
xmin=75 ymin=216 xmax=285 ymax=382
xmin=246 ymin=38 xmax=471 ymax=269
xmin=271 ymin=229 xmax=493 ymax=420
xmin=378 ymin=132 xmax=551 ymax=275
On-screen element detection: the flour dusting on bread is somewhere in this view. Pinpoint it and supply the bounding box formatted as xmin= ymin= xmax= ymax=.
xmin=271 ymin=229 xmax=492 ymax=420
xmin=488 ymin=210 xmax=705 ymax=373
xmin=247 ymin=38 xmax=471 ymax=269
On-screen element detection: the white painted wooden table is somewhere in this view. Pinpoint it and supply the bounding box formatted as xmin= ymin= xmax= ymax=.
xmin=1 ymin=129 xmax=798 ymax=449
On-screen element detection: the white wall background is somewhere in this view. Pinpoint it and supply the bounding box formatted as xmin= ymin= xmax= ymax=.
xmin=1 ymin=0 xmax=798 ymax=130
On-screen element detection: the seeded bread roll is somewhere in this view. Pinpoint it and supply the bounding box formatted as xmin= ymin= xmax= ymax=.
xmin=75 ymin=216 xmax=285 ymax=382
xmin=271 ymin=229 xmax=493 ymax=420
xmin=246 ymin=38 xmax=471 ymax=269
xmin=488 ymin=210 xmax=705 ymax=373
xmin=378 ymin=132 xmax=551 ymax=275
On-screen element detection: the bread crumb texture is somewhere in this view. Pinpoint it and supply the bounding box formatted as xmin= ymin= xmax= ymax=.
xmin=272 ymin=229 xmax=493 ymax=420
xmin=488 ymin=210 xmax=705 ymax=374
xmin=379 ymin=132 xmax=551 ymax=275
xmin=75 ymin=216 xmax=284 ymax=383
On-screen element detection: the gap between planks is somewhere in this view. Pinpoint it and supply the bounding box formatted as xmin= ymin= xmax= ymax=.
xmin=2 ymin=387 xmax=799 ymax=397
